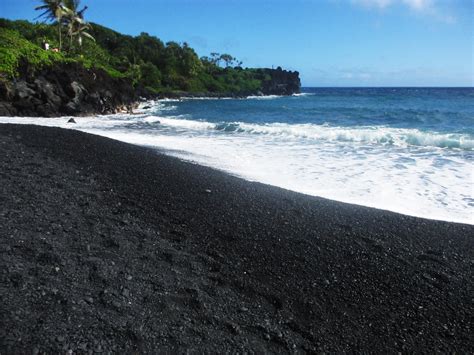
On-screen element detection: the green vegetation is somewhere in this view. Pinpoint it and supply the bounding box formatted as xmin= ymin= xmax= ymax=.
xmin=0 ymin=27 xmax=64 ymax=78
xmin=35 ymin=0 xmax=94 ymax=51
xmin=0 ymin=3 xmax=276 ymax=95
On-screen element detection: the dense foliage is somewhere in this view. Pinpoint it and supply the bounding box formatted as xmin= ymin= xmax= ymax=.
xmin=0 ymin=18 xmax=273 ymax=95
xmin=0 ymin=26 xmax=65 ymax=78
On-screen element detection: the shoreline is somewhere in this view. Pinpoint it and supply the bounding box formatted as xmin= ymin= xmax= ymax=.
xmin=152 ymin=146 xmax=472 ymax=226
xmin=1 ymin=123 xmax=473 ymax=353
xmin=0 ymin=58 xmax=300 ymax=118
xmin=1 ymin=112 xmax=469 ymax=225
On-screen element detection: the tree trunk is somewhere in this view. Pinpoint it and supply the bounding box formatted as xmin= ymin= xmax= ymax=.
xmin=58 ymin=23 xmax=62 ymax=51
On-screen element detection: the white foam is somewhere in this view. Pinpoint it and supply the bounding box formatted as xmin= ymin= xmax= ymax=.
xmin=143 ymin=116 xmax=162 ymax=123
xmin=212 ymin=120 xmax=473 ymax=150
xmin=1 ymin=114 xmax=472 ymax=225
xmin=135 ymin=116 xmax=474 ymax=151
xmin=157 ymin=98 xmax=181 ymax=102
xmin=184 ymin=97 xmax=234 ymax=100
xmin=157 ymin=117 xmax=215 ymax=130
xmin=292 ymin=93 xmax=314 ymax=97
xmin=129 ymin=132 xmax=473 ymax=225
xmin=246 ymin=95 xmax=282 ymax=100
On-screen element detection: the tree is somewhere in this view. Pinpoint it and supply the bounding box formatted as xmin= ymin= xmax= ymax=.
xmin=220 ymin=53 xmax=234 ymax=68
xmin=210 ymin=52 xmax=220 ymax=66
xmin=135 ymin=32 xmax=165 ymax=67
xmin=35 ymin=0 xmax=69 ymax=50
xmin=139 ymin=61 xmax=162 ymax=89
xmin=66 ymin=15 xmax=94 ymax=50
xmin=64 ymin=1 xmax=93 ymax=50
xmin=181 ymin=42 xmax=202 ymax=77
xmin=63 ymin=0 xmax=88 ymax=18
xmin=35 ymin=0 xmax=93 ymax=52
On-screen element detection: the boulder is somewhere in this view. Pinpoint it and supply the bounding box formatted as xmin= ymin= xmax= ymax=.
xmin=0 ymin=81 xmax=14 ymax=101
xmin=0 ymin=62 xmax=139 ymax=117
xmin=34 ymin=77 xmax=62 ymax=107
xmin=35 ymin=103 xmax=57 ymax=117
xmin=0 ymin=102 xmax=16 ymax=116
xmin=14 ymin=81 xmax=36 ymax=101
xmin=70 ymin=81 xmax=86 ymax=100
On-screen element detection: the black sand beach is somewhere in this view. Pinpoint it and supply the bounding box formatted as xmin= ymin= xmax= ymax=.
xmin=1 ymin=123 xmax=472 ymax=353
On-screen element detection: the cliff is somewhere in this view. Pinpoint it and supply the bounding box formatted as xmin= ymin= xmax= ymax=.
xmin=0 ymin=20 xmax=301 ymax=117
xmin=0 ymin=64 xmax=301 ymax=117
xmin=261 ymin=67 xmax=301 ymax=96
xmin=0 ymin=62 xmax=139 ymax=117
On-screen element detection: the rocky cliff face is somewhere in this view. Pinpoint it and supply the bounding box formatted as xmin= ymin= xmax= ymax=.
xmin=0 ymin=64 xmax=301 ymax=117
xmin=261 ymin=67 xmax=301 ymax=96
xmin=0 ymin=62 xmax=138 ymax=117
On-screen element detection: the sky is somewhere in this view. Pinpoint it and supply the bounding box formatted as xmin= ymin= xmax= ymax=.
xmin=1 ymin=0 xmax=473 ymax=87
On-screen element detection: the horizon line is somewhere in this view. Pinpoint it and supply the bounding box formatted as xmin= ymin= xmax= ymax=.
xmin=301 ymin=86 xmax=474 ymax=89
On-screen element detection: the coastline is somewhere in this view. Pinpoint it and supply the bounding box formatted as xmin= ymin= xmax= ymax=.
xmin=0 ymin=61 xmax=300 ymax=118
xmin=1 ymin=123 xmax=473 ymax=353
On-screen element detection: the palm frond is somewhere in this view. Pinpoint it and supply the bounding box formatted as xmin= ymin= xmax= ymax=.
xmin=82 ymin=32 xmax=95 ymax=41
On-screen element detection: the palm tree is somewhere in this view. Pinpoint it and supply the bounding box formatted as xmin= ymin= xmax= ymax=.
xmin=35 ymin=0 xmax=69 ymax=50
xmin=67 ymin=15 xmax=94 ymax=50
xmin=220 ymin=54 xmax=235 ymax=68
xmin=63 ymin=0 xmax=94 ymax=51
xmin=63 ymin=0 xmax=88 ymax=19
xmin=210 ymin=52 xmax=221 ymax=67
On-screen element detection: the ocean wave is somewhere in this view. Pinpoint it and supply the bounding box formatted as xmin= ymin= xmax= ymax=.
xmin=157 ymin=116 xmax=215 ymax=130
xmin=157 ymin=98 xmax=182 ymax=102
xmin=232 ymin=123 xmax=474 ymax=150
xmin=404 ymin=132 xmax=474 ymax=150
xmin=292 ymin=93 xmax=314 ymax=97
xmin=246 ymin=95 xmax=282 ymax=100
xmin=3 ymin=112 xmax=471 ymax=151
xmin=143 ymin=116 xmax=162 ymax=123
xmin=183 ymin=97 xmax=234 ymax=100
xmin=159 ymin=118 xmax=474 ymax=150
xmin=1 ymin=113 xmax=471 ymax=224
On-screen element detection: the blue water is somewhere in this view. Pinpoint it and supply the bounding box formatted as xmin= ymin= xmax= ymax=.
xmin=2 ymin=87 xmax=473 ymax=223
xmin=159 ymin=88 xmax=474 ymax=149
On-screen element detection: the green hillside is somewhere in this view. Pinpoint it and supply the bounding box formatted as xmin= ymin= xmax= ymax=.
xmin=0 ymin=18 xmax=273 ymax=96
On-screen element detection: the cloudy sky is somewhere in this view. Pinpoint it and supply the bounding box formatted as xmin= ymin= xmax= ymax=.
xmin=2 ymin=0 xmax=472 ymax=86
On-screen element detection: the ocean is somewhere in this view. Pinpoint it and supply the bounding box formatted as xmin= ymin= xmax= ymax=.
xmin=1 ymin=87 xmax=473 ymax=224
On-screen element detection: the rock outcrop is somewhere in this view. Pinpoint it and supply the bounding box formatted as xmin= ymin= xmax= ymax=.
xmin=0 ymin=63 xmax=301 ymax=117
xmin=261 ymin=67 xmax=301 ymax=96
xmin=0 ymin=62 xmax=138 ymax=117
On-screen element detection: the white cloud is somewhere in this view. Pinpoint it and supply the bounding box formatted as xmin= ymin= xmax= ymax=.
xmin=351 ymin=0 xmax=455 ymax=23
xmin=353 ymin=0 xmax=394 ymax=9
xmin=352 ymin=0 xmax=433 ymax=10
xmin=402 ymin=0 xmax=432 ymax=11
xmin=341 ymin=71 xmax=372 ymax=80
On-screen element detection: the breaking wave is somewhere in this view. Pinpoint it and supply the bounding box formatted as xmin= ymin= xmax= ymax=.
xmin=157 ymin=117 xmax=474 ymax=150
xmin=1 ymin=87 xmax=472 ymax=225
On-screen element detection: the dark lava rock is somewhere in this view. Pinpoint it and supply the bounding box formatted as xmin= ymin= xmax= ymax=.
xmin=0 ymin=62 xmax=139 ymax=117
xmin=260 ymin=67 xmax=301 ymax=95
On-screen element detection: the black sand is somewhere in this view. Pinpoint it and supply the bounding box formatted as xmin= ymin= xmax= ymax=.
xmin=1 ymin=123 xmax=472 ymax=353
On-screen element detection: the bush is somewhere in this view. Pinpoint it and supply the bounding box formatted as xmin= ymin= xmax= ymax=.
xmin=139 ymin=61 xmax=162 ymax=89
xmin=0 ymin=18 xmax=271 ymax=95
xmin=0 ymin=27 xmax=64 ymax=78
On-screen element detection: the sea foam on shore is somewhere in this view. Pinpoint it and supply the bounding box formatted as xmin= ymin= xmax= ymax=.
xmin=1 ymin=88 xmax=473 ymax=224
